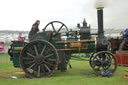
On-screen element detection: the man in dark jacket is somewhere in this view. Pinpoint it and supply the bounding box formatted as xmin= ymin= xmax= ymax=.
xmin=29 ymin=20 xmax=40 ymax=40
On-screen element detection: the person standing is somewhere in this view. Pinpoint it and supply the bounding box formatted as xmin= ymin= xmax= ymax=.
xmin=28 ymin=20 xmax=40 ymax=40
xmin=18 ymin=32 xmax=22 ymax=41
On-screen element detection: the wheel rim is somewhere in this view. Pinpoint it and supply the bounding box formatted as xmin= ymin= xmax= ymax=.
xmin=20 ymin=40 xmax=59 ymax=78
xmin=92 ymin=51 xmax=117 ymax=75
xmin=89 ymin=52 xmax=95 ymax=67
xmin=43 ymin=21 xmax=69 ymax=33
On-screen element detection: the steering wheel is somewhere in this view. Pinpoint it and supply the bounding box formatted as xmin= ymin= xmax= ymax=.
xmin=43 ymin=21 xmax=69 ymax=33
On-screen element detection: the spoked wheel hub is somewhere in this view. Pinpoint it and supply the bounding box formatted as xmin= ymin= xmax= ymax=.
xmin=34 ymin=55 xmax=44 ymax=64
xmin=20 ymin=40 xmax=59 ymax=78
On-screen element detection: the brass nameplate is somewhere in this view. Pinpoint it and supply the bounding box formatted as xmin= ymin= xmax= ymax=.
xmin=70 ymin=42 xmax=82 ymax=47
xmin=14 ymin=47 xmax=23 ymax=50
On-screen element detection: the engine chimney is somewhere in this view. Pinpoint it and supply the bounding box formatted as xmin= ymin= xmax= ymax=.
xmin=96 ymin=7 xmax=109 ymax=52
xmin=97 ymin=7 xmax=104 ymax=37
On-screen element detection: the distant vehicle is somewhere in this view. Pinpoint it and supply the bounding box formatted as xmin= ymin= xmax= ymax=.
xmin=0 ymin=42 xmax=7 ymax=53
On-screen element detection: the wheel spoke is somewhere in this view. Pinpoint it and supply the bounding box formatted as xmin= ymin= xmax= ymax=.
xmin=34 ymin=45 xmax=39 ymax=56
xmin=51 ymin=23 xmax=56 ymax=31
xmin=23 ymin=57 xmax=34 ymax=60
xmin=28 ymin=63 xmax=36 ymax=69
xmin=47 ymin=59 xmax=56 ymax=61
xmin=45 ymin=48 xmax=52 ymax=55
xmin=58 ymin=24 xmax=64 ymax=32
xmin=41 ymin=45 xmax=47 ymax=55
xmin=43 ymin=61 xmax=53 ymax=66
xmin=105 ymin=65 xmax=110 ymax=69
xmin=102 ymin=66 xmax=105 ymax=70
xmin=60 ymin=24 xmax=64 ymax=29
xmin=37 ymin=65 xmax=41 ymax=77
xmin=44 ymin=64 xmax=51 ymax=72
xmin=97 ymin=56 xmax=103 ymax=63
xmin=105 ymin=54 xmax=108 ymax=61
xmin=27 ymin=47 xmax=35 ymax=53
xmin=27 ymin=52 xmax=36 ymax=58
xmin=107 ymin=54 xmax=112 ymax=63
xmin=97 ymin=58 xmax=102 ymax=63
xmin=25 ymin=60 xmax=35 ymax=64
xmin=33 ymin=64 xmax=38 ymax=71
xmin=97 ymin=66 xmax=101 ymax=71
xmin=95 ymin=66 xmax=101 ymax=71
xmin=45 ymin=54 xmax=54 ymax=58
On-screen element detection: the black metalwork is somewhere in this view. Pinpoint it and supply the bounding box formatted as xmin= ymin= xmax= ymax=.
xmin=79 ymin=19 xmax=91 ymax=39
xmin=96 ymin=7 xmax=109 ymax=52
xmin=43 ymin=21 xmax=69 ymax=33
xmin=91 ymin=51 xmax=117 ymax=75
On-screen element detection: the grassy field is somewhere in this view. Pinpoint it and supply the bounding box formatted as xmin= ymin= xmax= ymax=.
xmin=0 ymin=53 xmax=128 ymax=85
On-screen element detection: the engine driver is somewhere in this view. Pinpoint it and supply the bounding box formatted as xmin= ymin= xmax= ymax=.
xmin=28 ymin=20 xmax=40 ymax=40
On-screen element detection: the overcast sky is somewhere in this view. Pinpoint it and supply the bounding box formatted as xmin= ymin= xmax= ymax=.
xmin=0 ymin=0 xmax=128 ymax=31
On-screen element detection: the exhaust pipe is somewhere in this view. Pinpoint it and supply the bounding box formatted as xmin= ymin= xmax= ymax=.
xmin=97 ymin=7 xmax=104 ymax=37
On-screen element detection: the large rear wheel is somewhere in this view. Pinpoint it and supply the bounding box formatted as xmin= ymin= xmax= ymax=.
xmin=20 ymin=40 xmax=59 ymax=78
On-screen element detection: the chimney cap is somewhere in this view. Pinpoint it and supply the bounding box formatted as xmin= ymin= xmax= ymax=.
xmin=96 ymin=7 xmax=104 ymax=10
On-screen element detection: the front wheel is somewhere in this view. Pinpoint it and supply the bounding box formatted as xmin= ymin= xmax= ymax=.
xmin=91 ymin=51 xmax=117 ymax=75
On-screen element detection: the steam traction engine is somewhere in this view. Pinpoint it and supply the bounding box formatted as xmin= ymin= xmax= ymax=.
xmin=8 ymin=7 xmax=117 ymax=78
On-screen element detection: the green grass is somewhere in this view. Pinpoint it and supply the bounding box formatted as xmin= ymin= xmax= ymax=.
xmin=0 ymin=53 xmax=128 ymax=85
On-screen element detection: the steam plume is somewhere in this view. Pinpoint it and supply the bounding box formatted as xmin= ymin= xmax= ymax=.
xmin=94 ymin=0 xmax=108 ymax=8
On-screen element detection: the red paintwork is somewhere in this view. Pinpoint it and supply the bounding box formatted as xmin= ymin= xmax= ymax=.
xmin=0 ymin=48 xmax=7 ymax=53
xmin=114 ymin=51 xmax=128 ymax=66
